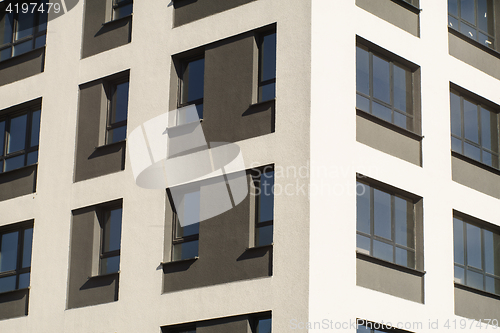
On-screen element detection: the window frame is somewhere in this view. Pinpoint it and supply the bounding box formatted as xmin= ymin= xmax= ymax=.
xmin=0 ymin=221 xmax=33 ymax=294
xmin=97 ymin=205 xmax=123 ymax=275
xmin=450 ymin=87 xmax=500 ymax=170
xmin=112 ymin=0 xmax=133 ymax=21
xmin=105 ymin=78 xmax=129 ymax=145
xmin=0 ymin=0 xmax=48 ymax=62
xmin=0 ymin=105 xmax=41 ymax=173
xmin=448 ymin=0 xmax=495 ymax=49
xmin=453 ymin=212 xmax=500 ymax=296
xmin=257 ymin=30 xmax=277 ymax=103
xmin=252 ymin=166 xmax=275 ymax=247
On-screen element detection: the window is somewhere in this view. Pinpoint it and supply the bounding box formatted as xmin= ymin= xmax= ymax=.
xmin=106 ymin=80 xmax=129 ymax=144
xmin=258 ymin=31 xmax=276 ymax=103
xmin=0 ymin=107 xmax=41 ymax=173
xmin=112 ymin=0 xmax=133 ymax=20
xmin=253 ymin=169 xmax=274 ymax=247
xmin=450 ymin=89 xmax=499 ymax=169
xmin=0 ymin=0 xmax=47 ymax=61
xmin=251 ymin=315 xmax=272 ymax=333
xmin=453 ymin=215 xmax=500 ymax=295
xmin=356 ymin=181 xmax=416 ymax=269
xmin=99 ymin=207 xmax=122 ymax=274
xmin=0 ymin=222 xmax=33 ymax=293
xmin=448 ymin=0 xmax=494 ymax=48
xmin=356 ymin=44 xmax=415 ymax=131
xmin=171 ymin=189 xmax=200 ymax=261
xmin=178 ymin=56 xmax=204 ymax=124
xmin=357 ymin=321 xmax=400 ymax=332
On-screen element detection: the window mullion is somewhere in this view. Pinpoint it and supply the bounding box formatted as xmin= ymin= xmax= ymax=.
xmin=369 ymin=52 xmax=373 ymax=115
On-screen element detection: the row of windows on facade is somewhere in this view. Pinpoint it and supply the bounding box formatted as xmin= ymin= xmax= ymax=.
xmin=0 ymin=169 xmax=275 ymax=293
xmin=356 ymin=40 xmax=500 ymax=170
xmin=356 ymin=178 xmax=500 ymax=296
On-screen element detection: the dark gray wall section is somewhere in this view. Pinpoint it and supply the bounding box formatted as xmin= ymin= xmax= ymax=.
xmin=356 ymin=256 xmax=424 ymax=303
xmin=198 ymin=315 xmax=249 ymax=333
xmin=67 ymin=207 xmax=119 ymax=309
xmin=202 ymin=32 xmax=274 ymax=143
xmin=0 ymin=165 xmax=37 ymax=202
xmin=449 ymin=31 xmax=500 ymax=80
xmin=81 ymin=0 xmax=132 ymax=59
xmin=356 ymin=112 xmax=422 ymax=166
xmin=163 ymin=178 xmax=272 ymax=292
xmin=0 ymin=48 xmax=45 ymax=87
xmin=0 ymin=289 xmax=29 ymax=320
xmin=75 ymin=81 xmax=125 ymax=182
xmin=455 ymin=286 xmax=500 ymax=320
xmin=174 ymin=0 xmax=256 ymax=27
xmin=452 ymin=155 xmax=500 ymax=198
xmin=356 ymin=0 xmax=419 ymax=36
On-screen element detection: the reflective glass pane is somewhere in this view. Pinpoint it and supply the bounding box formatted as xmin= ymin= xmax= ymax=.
xmin=34 ymin=34 xmax=45 ymax=49
xmin=0 ymin=12 xmax=13 ymax=45
xmin=393 ymin=65 xmax=409 ymax=113
xmin=0 ymin=160 xmax=3 ymax=172
xmin=260 ymin=33 xmax=276 ymax=82
xmin=113 ymin=3 xmax=133 ymax=19
xmin=356 ymin=234 xmax=370 ymax=255
xmin=394 ymin=112 xmax=409 ymax=130
xmin=460 ymin=22 xmax=477 ymax=40
xmin=463 ymin=99 xmax=479 ymax=143
xmin=37 ymin=7 xmax=48 ymax=32
xmin=100 ymin=255 xmax=120 ymax=274
xmin=396 ymin=247 xmax=415 ymax=268
xmin=481 ymin=107 xmax=498 ymax=152
xmin=483 ymin=151 xmax=493 ymax=167
xmin=182 ymin=190 xmax=201 ymax=227
xmin=259 ymin=171 xmax=274 ymax=223
xmin=103 ymin=208 xmax=122 ymax=252
xmin=257 ymin=318 xmax=272 ymax=333
xmin=452 ymin=137 xmax=462 ymax=153
xmin=356 ymin=182 xmax=370 ymax=234
xmin=18 ymin=272 xmax=30 ymax=289
xmin=107 ymin=126 xmax=126 ymax=144
xmin=373 ymin=240 xmax=393 ymax=262
xmin=176 ymin=219 xmax=199 ymax=238
xmin=484 ymin=230 xmax=500 ymax=276
xmin=455 ymin=266 xmax=465 ymax=284
xmin=195 ymin=103 xmax=203 ymax=120
xmin=450 ymin=92 xmax=461 ymax=137
xmin=0 ymin=231 xmax=19 ymax=272
xmin=8 ymin=114 xmax=27 ymax=153
xmin=0 ymin=120 xmax=4 ymax=156
xmin=26 ymin=151 xmax=38 ymax=165
xmin=449 ymin=0 xmax=458 ymax=16
xmin=172 ymin=240 xmax=198 ymax=261
xmin=356 ymin=94 xmax=369 ymax=112
xmin=256 ymin=225 xmax=273 ymax=247
xmin=479 ymin=32 xmax=494 ymax=48
xmin=372 ymin=55 xmax=390 ymax=104
xmin=477 ymin=0 xmax=494 ymax=35
xmin=453 ymin=218 xmax=465 ymax=265
xmin=466 ymin=223 xmax=482 ymax=269
xmin=373 ymin=189 xmax=391 ymax=240
xmin=112 ymin=82 xmax=129 ymax=124
xmin=395 ymin=196 xmax=414 ymax=248
xmin=485 ymin=277 xmax=500 ymax=295
xmin=449 ymin=15 xmax=459 ymax=29
xmin=0 ymin=275 xmax=16 ymax=293
xmin=460 ymin=0 xmax=475 ymax=24
xmin=357 ymin=325 xmax=371 ymax=333
xmin=464 ymin=142 xmax=480 ymax=161
xmin=4 ymin=155 xmax=25 ymax=171
xmin=372 ymin=102 xmax=391 ymax=123
xmin=31 ymin=110 xmax=41 ymax=147
xmin=356 ymin=46 xmax=370 ymax=95
xmin=22 ymin=228 xmax=33 ymax=268
xmin=183 ymin=58 xmax=204 ymax=104
xmin=0 ymin=47 xmax=11 ymax=61
xmin=259 ymin=82 xmax=275 ymax=102
xmin=16 ymin=11 xmax=34 ymax=40
xmin=466 ymin=269 xmax=484 ymax=290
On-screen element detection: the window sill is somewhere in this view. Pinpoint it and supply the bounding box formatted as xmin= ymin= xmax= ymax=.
xmin=448 ymin=27 xmax=499 ymax=58
xmin=454 ymin=282 xmax=500 ymax=301
xmin=246 ymin=243 xmax=273 ymax=251
xmin=95 ymin=139 xmax=126 ymax=150
xmin=88 ymin=271 xmax=120 ymax=280
xmin=249 ymin=98 xmax=276 ymax=108
xmin=0 ymin=287 xmax=29 ymax=296
xmin=451 ymin=151 xmax=500 ymax=176
xmin=161 ymin=256 xmax=198 ymax=266
xmin=390 ymin=0 xmax=421 ymax=14
xmin=0 ymin=45 xmax=46 ymax=65
xmin=356 ymin=108 xmax=423 ymax=141
xmin=356 ymin=251 xmax=425 ymax=277
xmin=103 ymin=13 xmax=133 ymax=26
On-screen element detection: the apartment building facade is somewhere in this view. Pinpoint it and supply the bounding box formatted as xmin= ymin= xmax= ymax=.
xmin=0 ymin=0 xmax=499 ymax=332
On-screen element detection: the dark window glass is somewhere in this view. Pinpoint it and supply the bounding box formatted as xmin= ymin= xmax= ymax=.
xmin=255 ymin=170 xmax=274 ymax=247
xmin=356 ymin=181 xmax=416 ymax=269
xmin=454 ymin=216 xmax=500 ymax=295
xmin=7 ymin=114 xmax=27 ymax=153
xmin=107 ymin=80 xmax=129 ymax=144
xmin=258 ymin=32 xmax=277 ymax=102
xmin=0 ymin=121 xmax=4 ymax=156
xmin=356 ymin=45 xmax=415 ymax=131
xmin=256 ymin=318 xmax=272 ymax=333
xmin=100 ymin=207 xmax=122 ymax=274
xmin=113 ymin=0 xmax=133 ymax=20
xmin=179 ymin=57 xmax=204 ymax=123
xmin=0 ymin=224 xmax=33 ymax=293
xmin=450 ymin=90 xmax=500 ymax=169
xmin=172 ymin=190 xmax=200 ymax=261
xmin=448 ymin=0 xmax=494 ymax=48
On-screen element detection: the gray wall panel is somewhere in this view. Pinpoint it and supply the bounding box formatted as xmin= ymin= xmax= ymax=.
xmin=174 ymin=0 xmax=256 ymax=27
xmin=0 ymin=48 xmax=45 ymax=87
xmin=452 ymin=155 xmax=500 ymax=199
xmin=82 ymin=0 xmax=131 ymax=59
xmin=198 ymin=316 xmax=250 ymax=333
xmin=0 ymin=289 xmax=29 ymax=320
xmin=455 ymin=286 xmax=500 ymax=320
xmin=0 ymin=165 xmax=37 ymax=202
xmin=356 ymin=0 xmax=419 ymax=36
